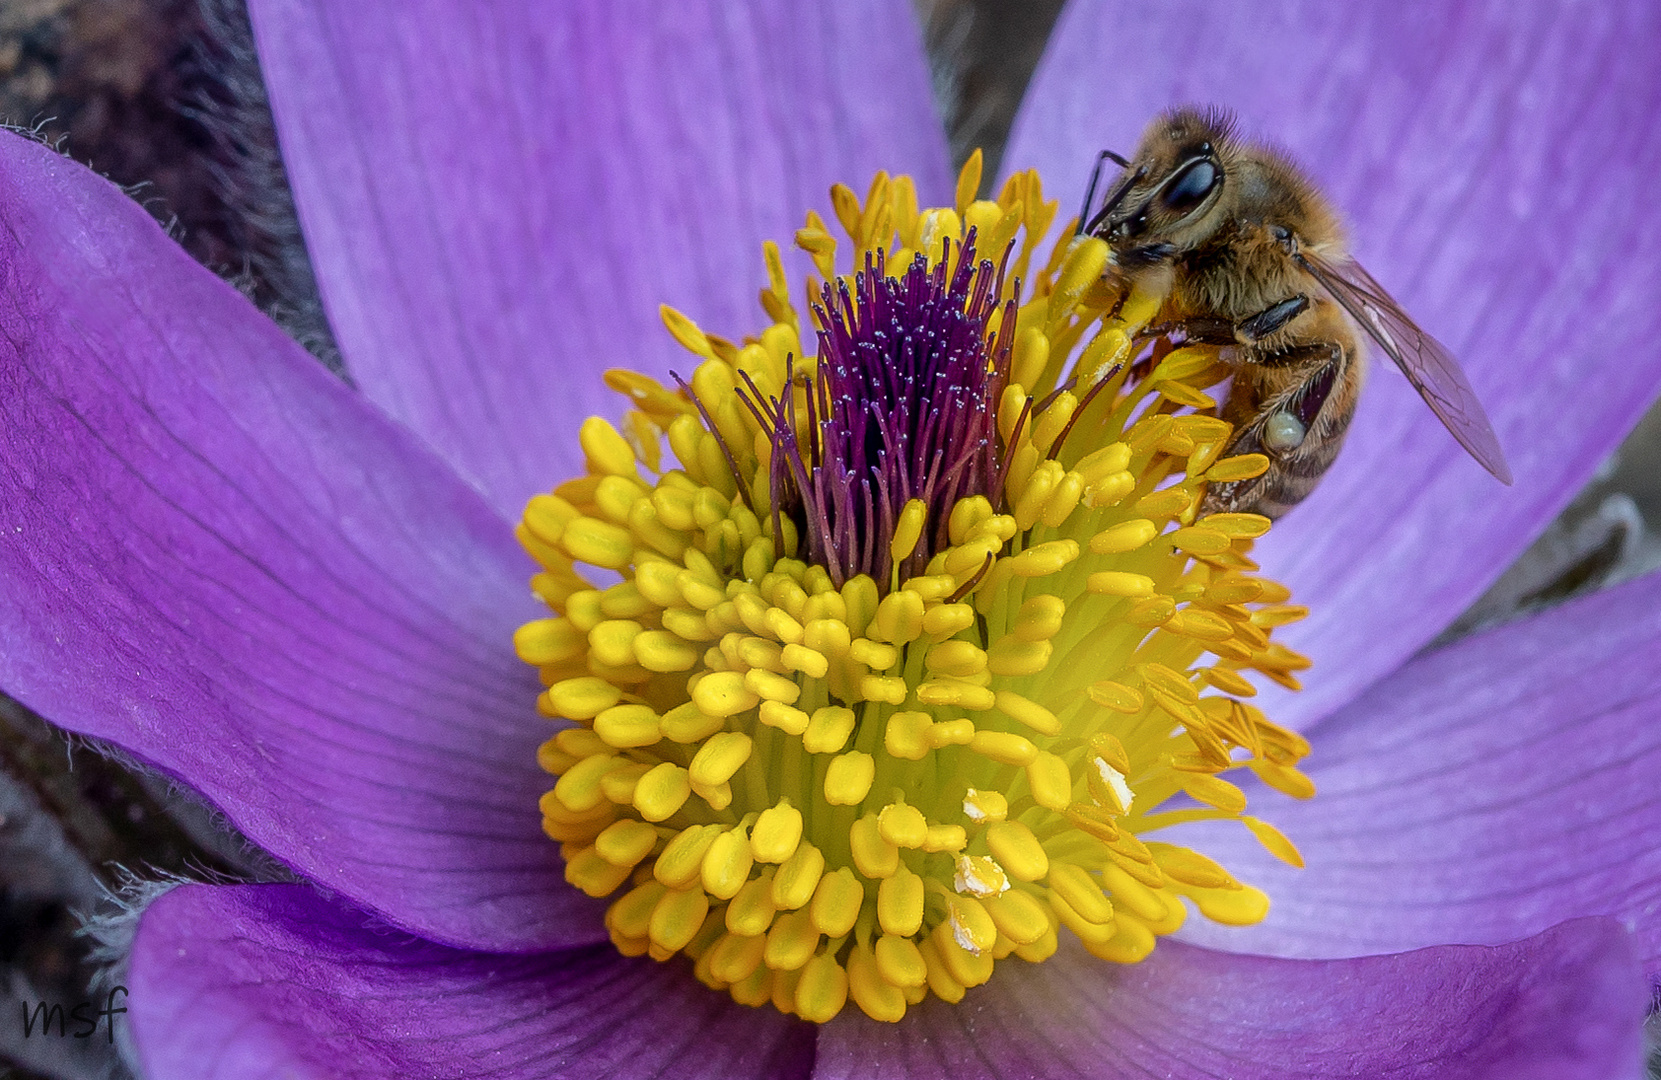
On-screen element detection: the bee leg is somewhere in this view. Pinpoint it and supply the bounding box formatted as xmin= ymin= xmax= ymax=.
xmin=1236 ymin=295 xmax=1309 ymax=344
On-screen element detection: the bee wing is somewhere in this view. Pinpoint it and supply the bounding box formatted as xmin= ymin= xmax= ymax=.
xmin=1296 ymin=248 xmax=1513 ymax=484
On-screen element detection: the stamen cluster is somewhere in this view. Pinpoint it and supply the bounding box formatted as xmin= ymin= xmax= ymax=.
xmin=514 ymin=156 xmax=1315 ymax=1023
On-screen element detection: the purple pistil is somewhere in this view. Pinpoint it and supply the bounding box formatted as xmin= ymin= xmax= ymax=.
xmin=746 ymin=231 xmax=1017 ymax=588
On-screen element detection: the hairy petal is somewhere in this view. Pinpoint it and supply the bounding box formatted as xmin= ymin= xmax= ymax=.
xmin=1006 ymin=0 xmax=1661 ymax=726
xmin=1171 ymin=571 xmax=1661 ymax=975
xmin=129 ymin=884 xmax=817 ymax=1080
xmin=249 ymin=0 xmax=952 ymax=518
xmin=815 ymin=923 xmax=1644 ymax=1080
xmin=0 ymin=132 xmax=603 ymax=951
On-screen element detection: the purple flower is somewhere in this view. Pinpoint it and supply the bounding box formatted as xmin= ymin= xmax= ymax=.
xmin=1 ymin=0 xmax=1658 ymax=1076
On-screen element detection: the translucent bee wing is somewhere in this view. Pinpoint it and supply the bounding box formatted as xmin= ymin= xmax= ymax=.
xmin=1296 ymin=248 xmax=1513 ymax=484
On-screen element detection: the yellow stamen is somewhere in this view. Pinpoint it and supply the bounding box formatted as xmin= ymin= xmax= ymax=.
xmin=517 ymin=156 xmax=1316 ymax=1022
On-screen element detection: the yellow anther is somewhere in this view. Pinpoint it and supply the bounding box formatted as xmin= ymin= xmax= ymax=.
xmin=984 ymin=890 xmax=1050 ymax=945
xmin=962 ymin=789 xmax=1008 ymax=823
xmin=1011 ymin=460 xmax=1063 ymax=530
xmin=922 ymin=824 xmax=967 ymax=853
xmin=560 ymin=516 xmax=635 ymax=569
xmin=651 ymin=825 xmax=718 ymax=889
xmin=587 ymin=619 xmax=644 ymax=668
xmin=1050 ymin=889 xmax=1116 ymax=944
xmin=860 ymin=675 xmax=910 ymax=704
xmin=709 ymin=931 xmax=768 ymax=986
xmin=1088 ymin=571 xmax=1156 ymax=598
xmin=608 ymin=880 xmax=665 ymax=941
xmin=1203 ymin=512 xmax=1273 ymax=538
xmin=916 ymin=677 xmax=989 ymax=711
xmin=648 ymin=887 xmax=710 ymax=953
xmin=1243 ymin=816 xmax=1306 ymax=867
xmin=849 ymin=638 xmax=899 ymax=670
xmin=848 ymin=942 xmax=907 ymax=1022
xmin=922 ymin=601 xmax=977 ymax=637
xmin=870 ymin=589 xmax=926 ymax=644
xmin=726 ymin=872 xmax=780 ymax=936
xmin=1049 ymin=863 xmax=1114 ymax=924
xmin=1054 ymin=236 xmax=1109 ymax=301
xmin=878 ymin=864 xmax=925 ymax=936
xmin=802 ymin=705 xmax=857 ymax=754
xmin=926 ymin=639 xmax=988 ymax=678
xmin=878 ymin=802 xmax=929 ymax=849
xmin=884 ymin=711 xmax=934 ymax=761
xmin=594 ymin=819 xmax=658 ymax=868
xmin=1007 ymin=596 xmax=1063 ymax=642
xmin=564 ymin=846 xmax=633 ymax=897
xmin=1101 ymin=862 xmax=1167 ymax=922
xmin=890 ymin=498 xmax=928 ymax=569
xmin=875 ymin=935 xmax=928 ymax=989
xmin=761 ymin=838 xmax=827 ymax=912
xmin=794 ymin=953 xmax=850 ymax=1024
xmin=752 ymin=800 xmax=804 ymax=864
xmin=1026 ymin=752 xmax=1073 ymax=811
xmin=969 ymin=730 xmax=1038 ymax=766
xmin=766 ymin=908 xmax=821 ymax=972
xmin=1186 ymin=882 xmax=1271 ymax=925
xmin=1181 ymin=773 xmax=1248 ymax=813
xmin=1207 ymin=453 xmax=1271 ymax=482
xmin=593 ymin=704 xmax=661 ymax=749
xmin=1087 ymin=680 xmax=1143 ymax=713
xmin=945 ymin=894 xmax=998 ymax=956
xmin=632 ymin=762 xmax=691 ymax=822
xmin=542 ymin=676 xmax=622 ymax=720
xmin=632 ymin=630 xmax=698 ymax=672
xmin=850 ymin=814 xmax=901 ymax=878
xmin=744 ymin=667 xmax=801 ymax=704
xmin=824 ymin=752 xmax=876 ymax=805
xmin=758 ymin=700 xmax=811 ymax=736
xmin=690 ymin=671 xmax=759 ymax=717
xmin=918 ymin=937 xmax=967 ymax=1004
xmin=986 ymin=821 xmax=1049 ymax=882
xmin=927 ymin=718 xmax=976 ymax=747
xmin=702 ymin=825 xmax=755 ymax=900
xmin=1147 ymin=844 xmax=1238 ymax=889
xmin=811 ymin=868 xmax=866 ymax=937
xmin=1003 ymin=539 xmax=1080 ymax=577
xmin=579 ymin=416 xmax=639 ymax=476
xmin=553 ymin=754 xmax=624 ymax=814
xmin=688 ymin=732 xmax=753 ymax=788
xmin=514 ymin=618 xmax=584 ymax=665
xmin=658 ymin=702 xmax=725 ymax=743
xmin=803 ymin=618 xmax=853 ymax=656
xmin=780 ymin=643 xmax=828 ymax=677
xmin=985 ymin=637 xmax=1052 ymax=677
xmin=953 ymin=855 xmax=1008 ymax=898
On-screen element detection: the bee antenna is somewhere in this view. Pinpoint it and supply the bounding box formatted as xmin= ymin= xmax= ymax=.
xmin=1075 ymin=149 xmax=1132 ymax=237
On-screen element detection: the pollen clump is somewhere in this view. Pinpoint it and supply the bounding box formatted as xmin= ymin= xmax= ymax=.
xmin=518 ymin=154 xmax=1315 ymax=1022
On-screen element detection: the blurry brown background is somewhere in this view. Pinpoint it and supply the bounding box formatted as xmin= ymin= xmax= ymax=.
xmin=0 ymin=2 xmax=1655 ymax=1078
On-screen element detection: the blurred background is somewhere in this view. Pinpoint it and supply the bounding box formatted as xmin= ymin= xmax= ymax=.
xmin=1 ymin=2 xmax=1656 ymax=1077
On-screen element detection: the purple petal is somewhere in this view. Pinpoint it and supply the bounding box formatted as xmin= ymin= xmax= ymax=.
xmin=1169 ymin=570 xmax=1661 ymax=974
xmin=0 ymin=131 xmax=604 ymax=951
xmin=816 ymin=922 xmax=1643 ymax=1080
xmin=1005 ymin=1 xmax=1661 ymax=726
xmin=248 ymin=0 xmax=953 ymax=519
xmin=129 ymin=883 xmax=816 ymax=1080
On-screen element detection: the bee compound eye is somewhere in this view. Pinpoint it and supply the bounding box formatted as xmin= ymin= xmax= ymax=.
xmin=1263 ymin=412 xmax=1307 ymax=452
xmin=1159 ymin=159 xmax=1220 ymax=216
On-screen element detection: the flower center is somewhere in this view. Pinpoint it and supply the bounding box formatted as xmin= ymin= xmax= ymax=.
xmin=515 ymin=157 xmax=1315 ymax=1023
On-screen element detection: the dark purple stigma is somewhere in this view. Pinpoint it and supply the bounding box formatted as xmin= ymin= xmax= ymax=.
xmin=744 ymin=230 xmax=1017 ymax=589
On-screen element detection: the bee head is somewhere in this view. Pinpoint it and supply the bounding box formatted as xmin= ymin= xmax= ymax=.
xmin=1088 ymin=106 xmax=1234 ymax=261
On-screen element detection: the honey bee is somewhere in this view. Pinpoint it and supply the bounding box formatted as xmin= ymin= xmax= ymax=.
xmin=1079 ymin=106 xmax=1511 ymax=518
